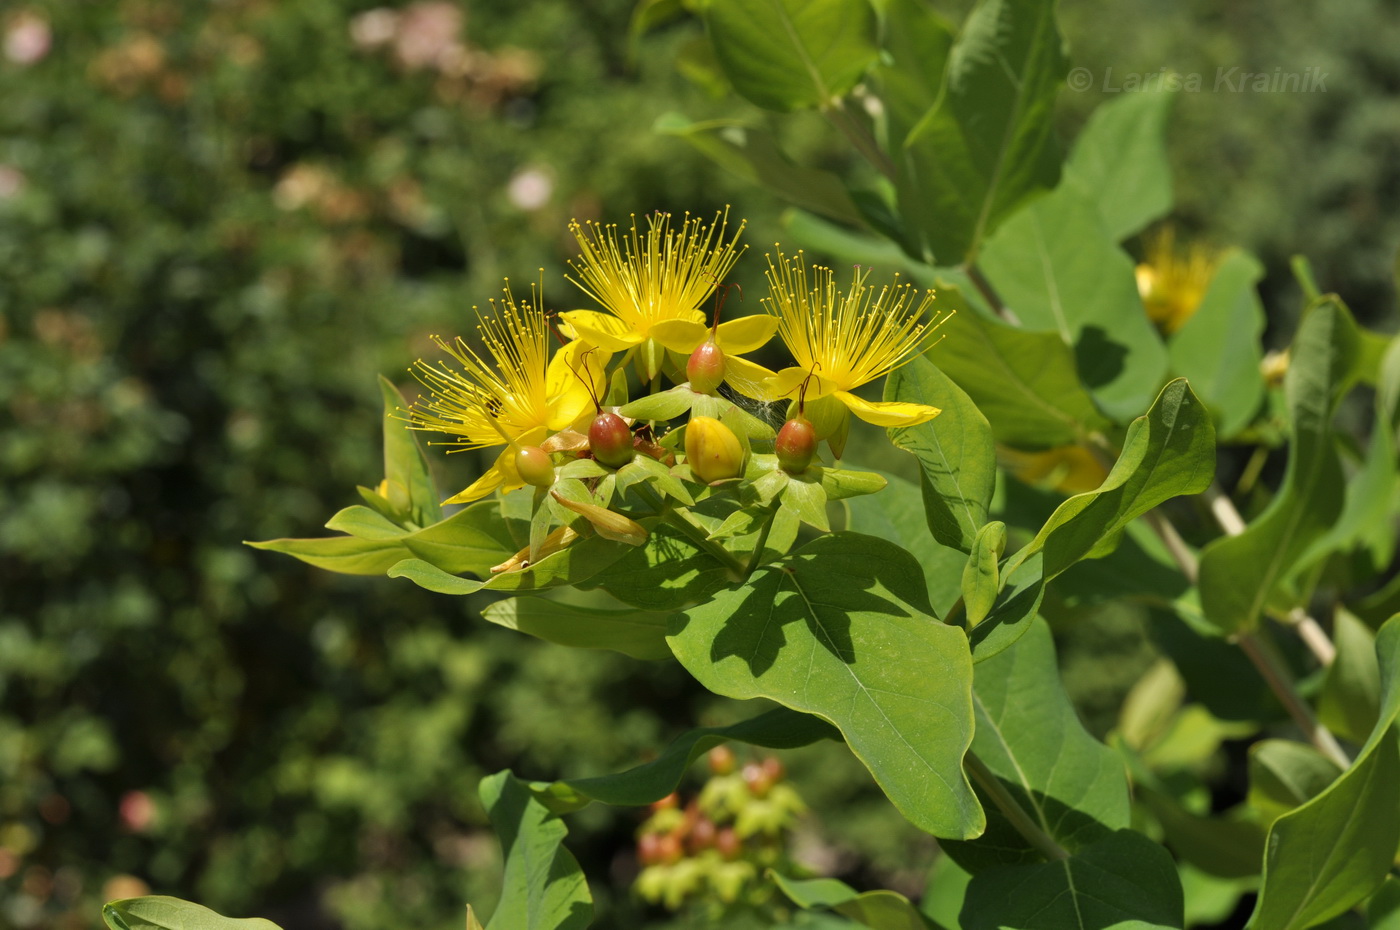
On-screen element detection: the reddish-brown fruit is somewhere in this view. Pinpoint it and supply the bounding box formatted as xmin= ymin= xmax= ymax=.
xmin=656 ymin=832 xmax=684 ymax=864
xmin=708 ymin=745 xmax=736 ymax=776
xmin=514 ymin=445 xmax=555 ymax=487
xmin=742 ymin=761 xmax=773 ymax=798
xmin=715 ymin=826 xmax=742 ymax=860
xmin=761 ymin=756 xmax=785 ymax=784
xmin=650 ymin=792 xmax=679 ymax=812
xmin=637 ymin=832 xmax=663 ymax=865
xmin=688 ymin=817 xmax=717 ymax=853
xmin=775 ymin=415 xmax=817 ymax=474
xmin=589 ymin=412 xmax=634 ymax=468
xmin=687 ymin=341 xmax=726 ymax=394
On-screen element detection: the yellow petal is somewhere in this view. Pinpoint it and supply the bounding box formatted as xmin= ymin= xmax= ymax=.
xmin=648 ymin=318 xmax=710 ymax=354
xmin=547 ymin=340 xmax=608 ymax=429
xmin=724 ymin=356 xmax=784 ymax=401
xmin=558 ymin=310 xmax=643 ymax=352
xmin=714 ymin=315 xmax=780 ymax=354
xmin=444 ymin=463 xmax=507 ymax=504
xmin=769 ymin=367 xmax=837 ymax=401
xmin=834 ymin=390 xmax=942 ymax=427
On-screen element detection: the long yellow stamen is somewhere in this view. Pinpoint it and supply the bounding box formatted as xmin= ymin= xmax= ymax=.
xmin=763 ymin=250 xmax=940 ymax=391
xmin=409 ymin=281 xmax=553 ymax=450
xmin=566 ymin=209 xmax=746 ymax=333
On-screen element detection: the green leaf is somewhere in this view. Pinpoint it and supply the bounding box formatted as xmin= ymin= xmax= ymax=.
xmin=898 ymin=0 xmax=1069 ymax=264
xmin=102 ymin=897 xmax=281 ymax=930
xmin=1250 ymin=615 xmax=1400 ymax=930
xmin=617 ymin=384 xmax=697 ymax=421
xmin=961 ymin=522 xmax=1005 ymax=627
xmin=1318 ymin=609 xmax=1382 ymax=745
xmin=943 ymin=619 xmax=1129 ymax=872
xmin=1369 ymin=878 xmax=1400 ymax=930
xmin=378 ymin=375 xmax=440 ymax=526
xmin=818 ymin=466 xmax=888 ymax=501
xmin=531 ymin=707 xmax=838 ymax=813
xmin=978 ymin=182 xmax=1169 ymax=422
xmin=959 ymin=830 xmax=1183 ymax=930
xmin=325 ymin=504 xmax=408 ymax=540
xmin=669 ymin=533 xmax=983 ymax=838
xmin=655 ymin=115 xmax=864 ymax=224
xmin=967 ymin=551 xmax=1044 ymax=662
xmin=843 ymin=469 xmax=968 ymax=616
xmin=886 ymin=354 xmax=995 ymax=552
xmin=782 ymin=474 xmax=830 ymax=530
xmin=921 ymin=854 xmax=972 ymax=930
xmin=1012 ymin=379 xmax=1215 ymax=581
xmin=1246 ymin=739 xmax=1342 ymax=827
xmin=873 ymin=0 xmax=956 ymax=153
xmin=402 ymin=499 xmax=527 ymax=576
xmin=1167 ymin=250 xmax=1267 ymax=438
xmin=704 ymin=0 xmax=879 ymax=112
xmin=771 ymin=873 xmax=934 ymax=929
xmin=482 ymin=597 xmax=673 ymax=661
xmin=586 ymin=523 xmax=735 ymax=610
xmin=1198 ymin=297 xmax=1361 ymax=634
xmin=246 ymin=534 xmax=413 ymax=576
xmin=388 ymin=530 xmax=633 ymax=596
xmin=479 ymin=771 xmax=592 ymax=930
xmin=925 ymin=287 xmax=1111 ymax=447
xmin=1062 ymin=88 xmax=1174 ymax=241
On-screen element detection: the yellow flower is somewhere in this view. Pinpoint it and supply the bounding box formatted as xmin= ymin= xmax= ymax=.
xmin=738 ymin=250 xmax=944 ymax=454
xmin=410 ymin=281 xmax=607 ymax=503
xmin=1136 ymin=227 xmax=1220 ymax=335
xmin=999 ymin=444 xmax=1109 ymax=495
xmin=560 ymin=209 xmax=774 ymax=379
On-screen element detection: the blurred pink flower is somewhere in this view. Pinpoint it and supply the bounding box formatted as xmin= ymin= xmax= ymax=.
xmin=349 ymin=8 xmax=398 ymax=50
xmin=4 ymin=11 xmax=51 ymax=66
xmin=393 ymin=2 xmax=463 ymax=71
xmin=0 ymin=165 xmax=24 ymax=199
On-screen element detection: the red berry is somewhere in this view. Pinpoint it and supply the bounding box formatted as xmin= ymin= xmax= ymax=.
xmin=687 ymin=341 xmax=726 ymax=394
xmin=742 ymin=761 xmax=773 ymax=798
xmin=775 ymin=416 xmax=816 ymax=474
xmin=589 ymin=412 xmax=634 ymax=468
xmin=656 ymin=832 xmax=684 ymax=864
xmin=688 ymin=817 xmax=717 ymax=852
xmin=708 ymin=745 xmax=736 ymax=776
xmin=650 ymin=792 xmax=679 ymax=812
xmin=638 ymin=832 xmax=663 ymax=865
xmin=761 ymin=756 xmax=785 ymax=783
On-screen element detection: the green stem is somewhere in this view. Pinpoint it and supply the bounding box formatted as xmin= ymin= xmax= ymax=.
xmin=1237 ymin=630 xmax=1351 ymax=769
xmin=744 ymin=499 xmax=783 ymax=577
xmin=964 ymin=751 xmax=1069 ymax=861
xmin=632 ymin=483 xmax=747 ymax=579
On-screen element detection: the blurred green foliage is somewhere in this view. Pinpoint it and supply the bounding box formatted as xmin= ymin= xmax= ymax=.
xmin=3 ymin=0 xmax=1398 ymax=927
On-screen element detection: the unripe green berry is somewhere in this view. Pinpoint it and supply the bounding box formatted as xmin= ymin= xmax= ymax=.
xmin=686 ymin=340 xmax=725 ymax=394
xmin=775 ymin=416 xmax=817 ymax=474
xmin=589 ymin=412 xmax=634 ymax=468
xmin=514 ymin=445 xmax=555 ymax=487
xmin=685 ymin=416 xmax=745 ymax=483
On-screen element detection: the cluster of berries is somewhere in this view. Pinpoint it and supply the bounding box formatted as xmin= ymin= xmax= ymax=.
xmin=633 ymin=747 xmax=805 ymax=913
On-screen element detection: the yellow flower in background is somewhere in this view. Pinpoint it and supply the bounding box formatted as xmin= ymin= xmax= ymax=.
xmin=1136 ymin=227 xmax=1220 ymax=335
xmin=560 ymin=210 xmax=770 ymax=379
xmin=999 ymin=444 xmax=1109 ymax=496
xmin=410 ymin=281 xmax=606 ymax=503
xmin=737 ymin=250 xmax=944 ymax=455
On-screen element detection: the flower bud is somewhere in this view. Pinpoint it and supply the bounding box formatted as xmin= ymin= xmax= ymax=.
xmin=589 ymin=411 xmax=634 ymax=468
xmin=685 ymin=416 xmax=745 ymax=483
xmin=514 ymin=445 xmax=555 ymax=487
xmin=775 ymin=416 xmax=817 ymax=474
xmin=686 ymin=340 xmax=725 ymax=394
